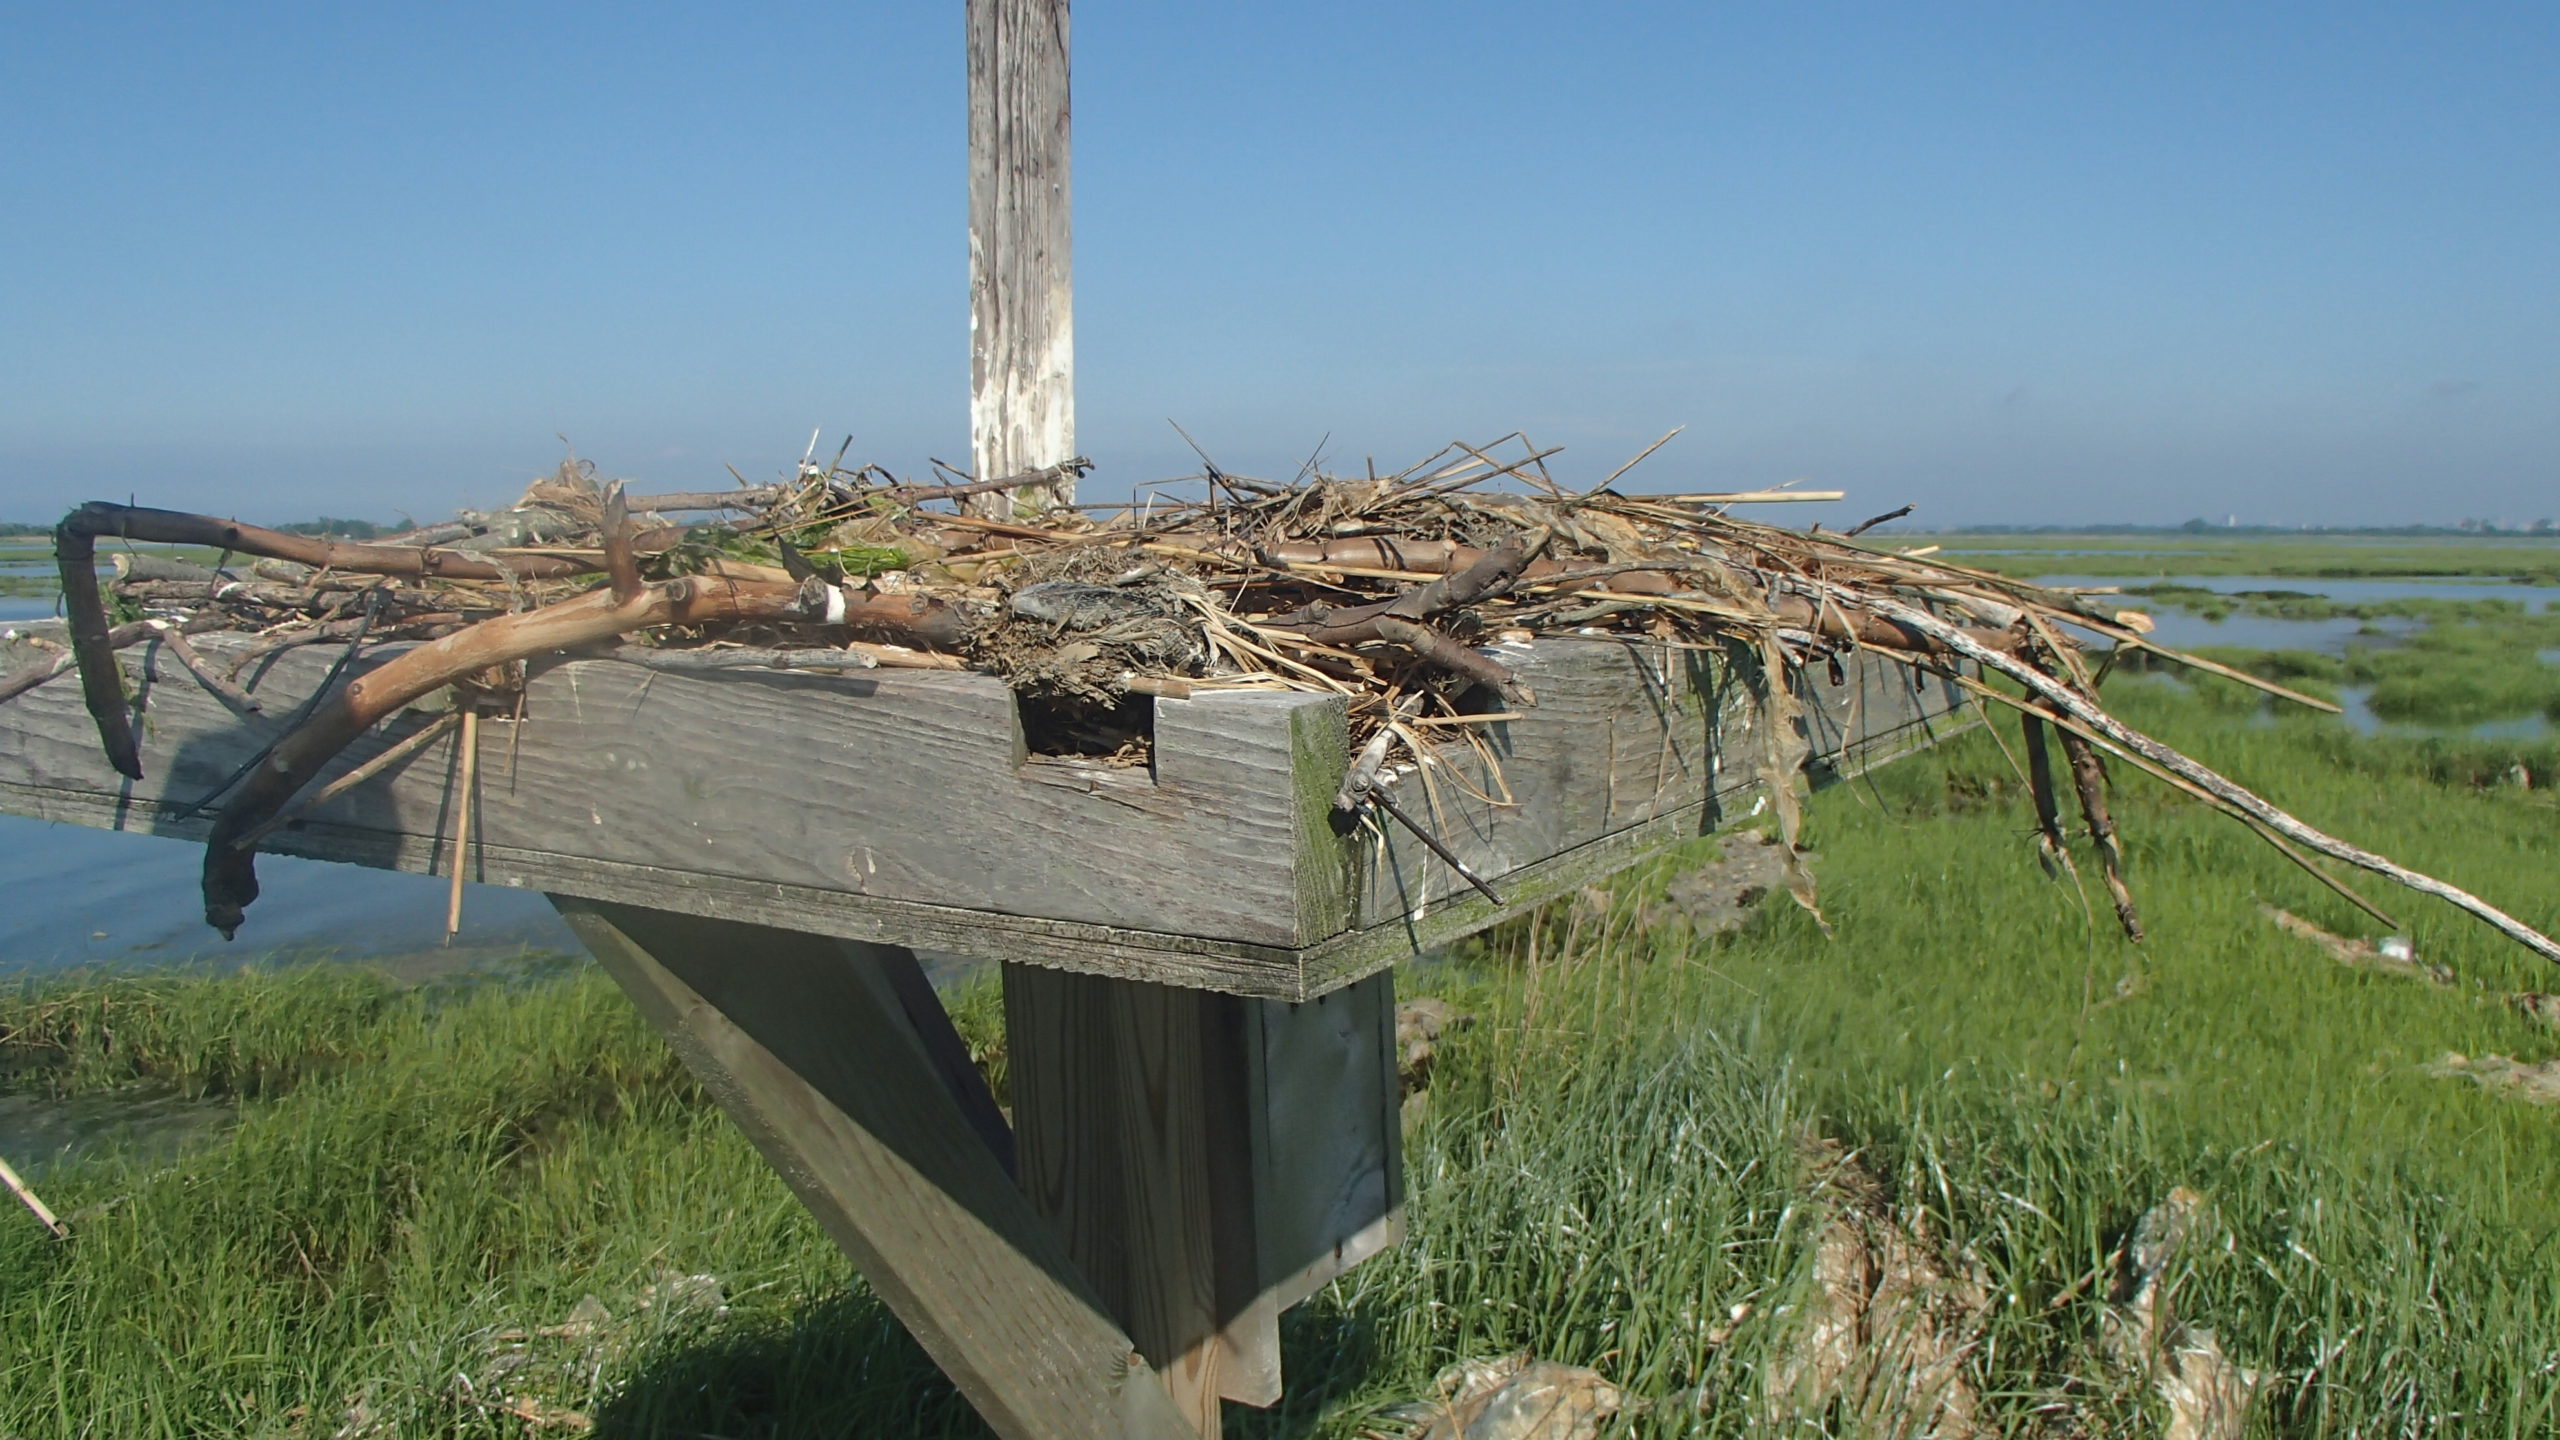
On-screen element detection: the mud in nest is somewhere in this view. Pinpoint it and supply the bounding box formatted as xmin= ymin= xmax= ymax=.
xmin=967 ymin=544 xmax=1210 ymax=708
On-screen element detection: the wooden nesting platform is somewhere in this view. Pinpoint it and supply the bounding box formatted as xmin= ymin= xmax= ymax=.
xmin=0 ymin=621 xmax=1972 ymax=1435
xmin=0 ymin=627 xmax=1967 ymax=996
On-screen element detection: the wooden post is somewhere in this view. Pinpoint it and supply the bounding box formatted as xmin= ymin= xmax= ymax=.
xmin=967 ymin=0 xmax=1075 ymax=515
xmin=1005 ymin=968 xmax=1281 ymax=1431
xmin=1001 ymin=965 xmax=1406 ymax=1436
xmin=969 ymin=4 xmax=1275 ymax=1430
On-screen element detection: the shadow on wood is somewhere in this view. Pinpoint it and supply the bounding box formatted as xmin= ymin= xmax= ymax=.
xmin=1004 ymin=965 xmax=1403 ymax=1436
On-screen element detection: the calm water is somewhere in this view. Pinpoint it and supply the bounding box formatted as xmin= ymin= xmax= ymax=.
xmin=0 ymin=1085 xmax=235 ymax=1178
xmin=2039 ymin=572 xmax=2554 ymax=657
xmin=2043 ymin=574 xmax=2558 ymax=741
xmin=0 ymin=822 xmax=575 ymax=973
xmin=2036 ymin=572 xmax=2559 ymax=608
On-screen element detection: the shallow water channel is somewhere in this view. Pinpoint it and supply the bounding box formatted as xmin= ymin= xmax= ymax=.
xmin=2046 ymin=574 xmax=2557 ymax=739
xmin=0 ymin=1085 xmax=235 ymax=1180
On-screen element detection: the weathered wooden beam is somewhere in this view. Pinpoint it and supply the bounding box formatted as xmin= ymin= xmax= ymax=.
xmin=555 ymin=899 xmax=1197 ymax=1440
xmin=1341 ymin=640 xmax=1973 ymax=928
xmin=1006 ymin=965 xmax=1267 ymax=1433
xmin=968 ymin=0 xmax=1075 ymax=515
xmin=1242 ymin=970 xmax=1404 ymax=1313
xmin=1004 ymin=966 xmax=1400 ymax=1431
xmin=0 ymin=626 xmax=1970 ymax=996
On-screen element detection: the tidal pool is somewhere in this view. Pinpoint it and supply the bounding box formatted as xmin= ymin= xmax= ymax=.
xmin=2053 ymin=574 xmax=2557 ymax=741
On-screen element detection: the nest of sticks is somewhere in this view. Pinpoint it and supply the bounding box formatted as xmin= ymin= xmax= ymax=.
xmin=24 ymin=434 xmax=2560 ymax=966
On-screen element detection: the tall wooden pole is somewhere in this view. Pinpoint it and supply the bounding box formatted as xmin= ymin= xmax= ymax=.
xmin=969 ymin=10 xmax=1294 ymax=1432
xmin=967 ymin=0 xmax=1074 ymax=516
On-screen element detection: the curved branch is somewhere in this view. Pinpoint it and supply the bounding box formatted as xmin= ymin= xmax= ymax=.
xmin=54 ymin=502 xmax=611 ymax=777
xmin=55 ymin=516 xmax=145 ymax=777
xmin=201 ymin=575 xmax=803 ymax=938
xmin=59 ymin=502 xmax=606 ymax=582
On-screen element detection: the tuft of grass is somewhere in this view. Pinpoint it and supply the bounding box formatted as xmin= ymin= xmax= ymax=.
xmin=0 ymin=964 xmax=402 ymax=1098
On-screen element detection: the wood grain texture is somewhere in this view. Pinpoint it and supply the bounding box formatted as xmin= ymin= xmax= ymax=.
xmin=0 ymin=627 xmax=1967 ymax=998
xmin=1351 ymin=639 xmax=1969 ymax=928
xmin=1001 ymin=965 xmax=1406 ymax=1418
xmin=556 ymin=900 xmax=1196 ymax=1440
xmin=0 ymin=629 xmax=1326 ymax=946
xmin=1004 ymin=965 xmax=1274 ymax=1431
xmin=968 ymin=0 xmax=1075 ymax=513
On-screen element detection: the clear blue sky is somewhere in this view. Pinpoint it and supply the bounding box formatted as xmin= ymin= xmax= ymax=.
xmin=5 ymin=2 xmax=2554 ymax=527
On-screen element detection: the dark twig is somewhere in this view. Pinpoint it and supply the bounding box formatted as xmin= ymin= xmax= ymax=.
xmin=150 ymin=621 xmax=263 ymax=716
xmin=1844 ymin=504 xmax=1915 ymax=537
xmin=601 ymin=485 xmax=644 ymax=604
xmin=623 ymin=488 xmax=786 ymax=513
xmin=878 ymin=457 xmax=1093 ymax=506
xmin=2020 ymin=712 xmax=2078 ymax=882
xmin=1371 ymin=617 xmax=1532 ymax=704
xmin=1368 ymin=789 xmax=1505 ymax=906
xmin=2058 ymin=727 xmax=2144 ymax=941
xmin=171 ymin=590 xmax=385 ymax=820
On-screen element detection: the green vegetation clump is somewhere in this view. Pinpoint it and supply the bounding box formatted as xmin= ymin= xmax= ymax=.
xmin=4 ymin=672 xmax=2557 ymax=1435
xmin=269 ymin=518 xmax=397 ymax=540
xmin=670 ymin=524 xmax=912 ymax=580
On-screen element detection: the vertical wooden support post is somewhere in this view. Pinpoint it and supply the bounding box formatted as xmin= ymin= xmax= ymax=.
xmin=966 ymin=7 xmax=1401 ymax=1431
xmin=1004 ymin=965 xmax=1407 ymax=1436
xmin=968 ymin=0 xmax=1075 ymax=514
xmin=1006 ymin=967 xmax=1279 ymax=1434
xmin=554 ymin=899 xmax=1197 ymax=1440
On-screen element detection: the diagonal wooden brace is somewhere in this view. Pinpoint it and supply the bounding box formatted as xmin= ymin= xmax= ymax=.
xmin=555 ymin=898 xmax=1199 ymax=1440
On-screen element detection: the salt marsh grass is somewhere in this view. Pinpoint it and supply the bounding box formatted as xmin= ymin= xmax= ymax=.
xmin=2 ymin=683 xmax=2556 ymax=1435
xmin=1904 ymin=531 xmax=2560 ymax=584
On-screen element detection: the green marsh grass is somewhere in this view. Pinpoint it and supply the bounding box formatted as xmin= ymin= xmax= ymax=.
xmin=3 ymin=680 xmax=2557 ymax=1435
xmin=1901 ymin=531 xmax=2560 ymax=584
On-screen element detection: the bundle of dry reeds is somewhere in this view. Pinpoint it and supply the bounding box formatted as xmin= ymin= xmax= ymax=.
xmin=23 ymin=434 xmax=2558 ymax=966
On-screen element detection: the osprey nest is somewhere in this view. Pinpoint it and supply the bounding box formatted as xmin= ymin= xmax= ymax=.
xmin=30 ymin=434 xmax=2560 ymax=965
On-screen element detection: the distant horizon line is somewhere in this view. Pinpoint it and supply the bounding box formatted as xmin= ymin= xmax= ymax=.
xmin=1883 ymin=519 xmax=2559 ymax=538
xmin=6 ymin=514 xmax=2557 ymax=541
